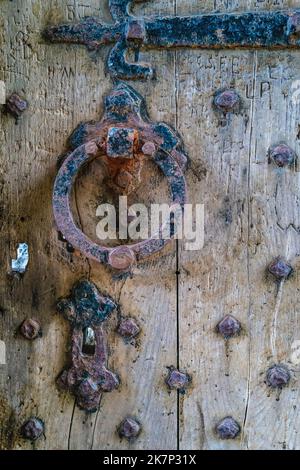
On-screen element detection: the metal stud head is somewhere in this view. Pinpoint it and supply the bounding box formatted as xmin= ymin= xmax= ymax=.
xmin=213 ymin=89 xmax=240 ymax=113
xmin=166 ymin=368 xmax=191 ymax=392
xmin=108 ymin=246 xmax=136 ymax=271
xmin=118 ymin=417 xmax=141 ymax=440
xmin=268 ymin=144 xmax=296 ymax=168
xmin=216 ymin=417 xmax=240 ymax=440
xmin=5 ymin=93 xmax=28 ymax=120
xmin=266 ymin=364 xmax=291 ymax=388
xmin=217 ymin=315 xmax=241 ymax=339
xmin=126 ymin=19 xmax=146 ymax=45
xmin=19 ymin=318 xmax=42 ymax=340
xmin=268 ymin=258 xmax=293 ymax=281
xmin=21 ymin=418 xmax=44 ymax=441
xmin=142 ymin=141 xmax=156 ymax=156
xmin=107 ymin=127 xmax=138 ymax=159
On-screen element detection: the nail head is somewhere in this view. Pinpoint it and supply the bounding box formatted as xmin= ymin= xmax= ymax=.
xmin=268 ymin=258 xmax=293 ymax=281
xmin=166 ymin=368 xmax=191 ymax=392
xmin=21 ymin=417 xmax=44 ymax=441
xmin=217 ymin=315 xmax=241 ymax=339
xmin=118 ymin=417 xmax=141 ymax=440
xmin=269 ymin=144 xmax=296 ymax=168
xmin=214 ymin=89 xmax=240 ymax=113
xmin=266 ymin=364 xmax=291 ymax=388
xmin=216 ymin=417 xmax=240 ymax=440
xmin=19 ymin=318 xmax=42 ymax=340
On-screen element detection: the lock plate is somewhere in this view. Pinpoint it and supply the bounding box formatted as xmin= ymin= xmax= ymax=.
xmin=56 ymin=280 xmax=119 ymax=412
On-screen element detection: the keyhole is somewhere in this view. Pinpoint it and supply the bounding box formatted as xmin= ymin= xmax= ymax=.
xmin=82 ymin=327 xmax=96 ymax=355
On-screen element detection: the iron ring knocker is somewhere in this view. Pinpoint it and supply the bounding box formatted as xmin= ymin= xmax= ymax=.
xmin=53 ymin=83 xmax=188 ymax=272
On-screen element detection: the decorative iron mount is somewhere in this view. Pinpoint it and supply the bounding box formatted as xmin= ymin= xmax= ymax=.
xmin=56 ymin=280 xmax=119 ymax=412
xmin=53 ymin=83 xmax=187 ymax=272
xmin=44 ymin=1 xmax=300 ymax=80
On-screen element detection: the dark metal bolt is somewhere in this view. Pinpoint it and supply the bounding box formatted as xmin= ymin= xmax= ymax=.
xmin=266 ymin=364 xmax=291 ymax=388
xmin=216 ymin=417 xmax=240 ymax=440
xmin=213 ymin=89 xmax=240 ymax=113
xmin=118 ymin=417 xmax=141 ymax=440
xmin=5 ymin=93 xmax=28 ymax=120
xmin=268 ymin=144 xmax=296 ymax=168
xmin=268 ymin=258 xmax=293 ymax=281
xmin=217 ymin=315 xmax=241 ymax=339
xmin=19 ymin=318 xmax=42 ymax=340
xmin=166 ymin=367 xmax=191 ymax=392
xmin=21 ymin=417 xmax=44 ymax=441
xmin=117 ymin=317 xmax=140 ymax=339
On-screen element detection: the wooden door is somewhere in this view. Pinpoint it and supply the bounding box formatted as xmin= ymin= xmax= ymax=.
xmin=1 ymin=0 xmax=300 ymax=451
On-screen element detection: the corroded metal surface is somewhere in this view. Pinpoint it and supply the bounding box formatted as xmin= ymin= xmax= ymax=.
xmin=266 ymin=364 xmax=291 ymax=389
xmin=217 ymin=315 xmax=241 ymax=339
xmin=213 ymin=89 xmax=241 ymax=114
xmin=52 ymin=83 xmax=188 ymax=271
xmin=19 ymin=318 xmax=42 ymax=340
xmin=166 ymin=367 xmax=191 ymax=393
xmin=268 ymin=257 xmax=293 ymax=281
xmin=44 ymin=2 xmax=300 ymax=79
xmin=268 ymin=143 xmax=296 ymax=168
xmin=5 ymin=93 xmax=28 ymax=121
xmin=216 ymin=417 xmax=241 ymax=440
xmin=56 ymin=280 xmax=119 ymax=412
xmin=118 ymin=417 xmax=142 ymax=441
xmin=21 ymin=418 xmax=44 ymax=441
xmin=117 ymin=317 xmax=140 ymax=340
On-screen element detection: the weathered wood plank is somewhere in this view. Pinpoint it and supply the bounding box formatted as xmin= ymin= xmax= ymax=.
xmin=1 ymin=0 xmax=300 ymax=451
xmin=243 ymin=49 xmax=300 ymax=450
xmin=0 ymin=0 xmax=178 ymax=450
xmin=68 ymin=0 xmax=178 ymax=451
xmin=177 ymin=0 xmax=300 ymax=451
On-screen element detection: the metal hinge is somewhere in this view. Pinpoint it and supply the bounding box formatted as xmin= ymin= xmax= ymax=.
xmin=44 ymin=0 xmax=300 ymax=79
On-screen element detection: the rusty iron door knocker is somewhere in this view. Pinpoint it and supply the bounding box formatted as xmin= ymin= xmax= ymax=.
xmin=53 ymin=83 xmax=188 ymax=272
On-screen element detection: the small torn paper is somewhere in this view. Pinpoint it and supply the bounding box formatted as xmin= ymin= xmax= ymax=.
xmin=0 ymin=81 xmax=5 ymax=105
xmin=0 ymin=340 xmax=6 ymax=365
xmin=11 ymin=243 xmax=29 ymax=273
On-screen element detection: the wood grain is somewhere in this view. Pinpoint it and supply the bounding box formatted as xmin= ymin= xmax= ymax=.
xmin=1 ymin=0 xmax=300 ymax=451
xmin=177 ymin=0 xmax=300 ymax=451
xmin=0 ymin=0 xmax=177 ymax=450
